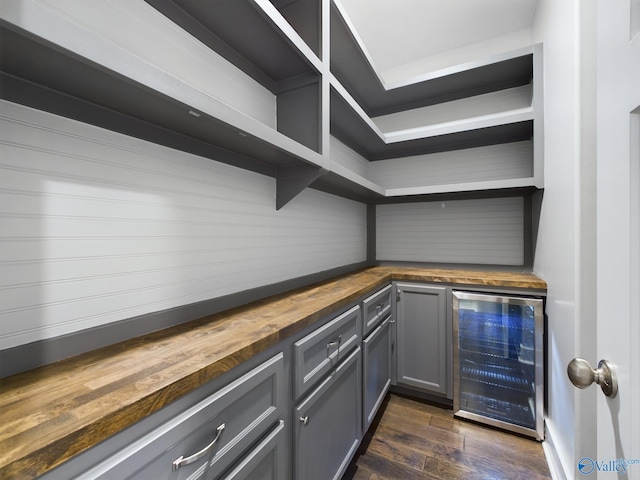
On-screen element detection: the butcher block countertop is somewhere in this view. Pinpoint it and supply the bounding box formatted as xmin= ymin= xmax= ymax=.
xmin=0 ymin=266 xmax=546 ymax=479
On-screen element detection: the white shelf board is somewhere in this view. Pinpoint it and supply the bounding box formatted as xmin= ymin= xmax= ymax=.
xmin=382 ymin=107 xmax=534 ymax=144
xmin=384 ymin=177 xmax=537 ymax=197
xmin=326 ymin=159 xmax=387 ymax=196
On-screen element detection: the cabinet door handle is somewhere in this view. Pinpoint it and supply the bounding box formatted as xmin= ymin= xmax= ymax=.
xmin=172 ymin=423 xmax=225 ymax=471
xmin=299 ymin=415 xmax=309 ymax=426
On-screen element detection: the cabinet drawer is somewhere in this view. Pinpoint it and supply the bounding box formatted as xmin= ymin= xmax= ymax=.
xmin=220 ymin=420 xmax=286 ymax=480
xmin=77 ymin=354 xmax=284 ymax=480
xmin=362 ymin=285 xmax=392 ymax=336
xmin=294 ymin=305 xmax=361 ymax=399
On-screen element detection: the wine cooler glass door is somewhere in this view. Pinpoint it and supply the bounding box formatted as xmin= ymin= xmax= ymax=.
xmin=453 ymin=291 xmax=544 ymax=440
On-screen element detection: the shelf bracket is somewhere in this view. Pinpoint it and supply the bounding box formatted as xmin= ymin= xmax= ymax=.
xmin=276 ymin=165 xmax=326 ymax=210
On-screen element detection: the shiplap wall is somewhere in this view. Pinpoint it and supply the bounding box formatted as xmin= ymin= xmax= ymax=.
xmin=376 ymin=197 xmax=524 ymax=265
xmin=0 ymin=101 xmax=367 ymax=350
xmin=369 ymin=141 xmax=533 ymax=189
xmin=329 ymin=135 xmax=371 ymax=178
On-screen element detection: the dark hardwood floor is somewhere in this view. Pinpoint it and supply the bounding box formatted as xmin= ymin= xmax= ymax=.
xmin=343 ymin=394 xmax=552 ymax=480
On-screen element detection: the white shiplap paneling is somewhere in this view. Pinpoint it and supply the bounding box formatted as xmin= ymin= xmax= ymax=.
xmin=0 ymin=100 xmax=366 ymax=349
xmin=329 ymin=135 xmax=371 ymax=179
xmin=369 ymin=141 xmax=533 ymax=189
xmin=376 ymin=197 xmax=524 ymax=265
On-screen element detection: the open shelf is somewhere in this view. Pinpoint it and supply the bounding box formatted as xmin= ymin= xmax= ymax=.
xmin=0 ymin=0 xmax=324 ymax=178
xmin=144 ymin=0 xmax=324 ymax=155
xmin=270 ymin=0 xmax=322 ymax=60
xmin=0 ymin=0 xmax=543 ymax=206
xmin=373 ymin=84 xmax=533 ymax=143
xmin=145 ymin=0 xmax=322 ymax=93
xmin=310 ymin=167 xmax=386 ymax=203
xmin=330 ymin=81 xmax=534 ymax=161
xmin=329 ymin=0 xmax=533 ymax=117
xmin=368 ymin=140 xmax=537 ymax=198
xmin=326 ymin=0 xmax=543 ymax=201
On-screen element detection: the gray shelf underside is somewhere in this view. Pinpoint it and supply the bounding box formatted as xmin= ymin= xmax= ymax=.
xmin=144 ymin=0 xmax=320 ymax=94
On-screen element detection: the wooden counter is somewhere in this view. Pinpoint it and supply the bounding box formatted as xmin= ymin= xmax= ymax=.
xmin=0 ymin=266 xmax=546 ymax=479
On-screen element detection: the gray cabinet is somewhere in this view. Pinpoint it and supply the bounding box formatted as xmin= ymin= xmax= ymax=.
xmin=220 ymin=420 xmax=286 ymax=480
xmin=394 ymin=283 xmax=450 ymax=397
xmin=362 ymin=316 xmax=392 ymax=431
xmin=63 ymin=354 xmax=285 ymax=480
xmin=362 ymin=284 xmax=392 ymax=337
xmin=294 ymin=347 xmax=362 ymax=480
xmin=29 ymin=280 xmax=464 ymax=480
xmin=361 ymin=284 xmax=393 ymax=432
xmin=293 ymin=305 xmax=361 ymax=399
xmin=34 ymin=284 xmax=394 ymax=480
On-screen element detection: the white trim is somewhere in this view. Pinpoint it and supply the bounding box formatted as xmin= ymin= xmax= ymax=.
xmin=543 ymin=421 xmax=572 ymax=480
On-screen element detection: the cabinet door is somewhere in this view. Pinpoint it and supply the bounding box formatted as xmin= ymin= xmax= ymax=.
xmin=219 ymin=420 xmax=286 ymax=480
xmin=395 ymin=283 xmax=449 ymax=396
xmin=294 ymin=347 xmax=362 ymax=480
xmin=362 ymin=316 xmax=392 ymax=432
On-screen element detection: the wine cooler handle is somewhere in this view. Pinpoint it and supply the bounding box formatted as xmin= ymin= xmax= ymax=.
xmin=567 ymin=358 xmax=618 ymax=397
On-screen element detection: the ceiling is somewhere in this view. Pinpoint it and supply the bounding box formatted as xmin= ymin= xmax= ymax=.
xmin=338 ymin=0 xmax=540 ymax=80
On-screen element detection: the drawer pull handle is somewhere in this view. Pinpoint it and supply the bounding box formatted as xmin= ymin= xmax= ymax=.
xmin=326 ymin=335 xmax=342 ymax=354
xmin=172 ymin=423 xmax=225 ymax=471
xmin=300 ymin=415 xmax=309 ymax=426
xmin=326 ymin=334 xmax=342 ymax=363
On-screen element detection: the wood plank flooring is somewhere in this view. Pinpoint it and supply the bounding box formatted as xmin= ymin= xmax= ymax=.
xmin=343 ymin=394 xmax=552 ymax=480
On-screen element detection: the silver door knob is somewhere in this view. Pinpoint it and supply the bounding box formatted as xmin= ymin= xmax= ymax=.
xmin=567 ymin=358 xmax=618 ymax=397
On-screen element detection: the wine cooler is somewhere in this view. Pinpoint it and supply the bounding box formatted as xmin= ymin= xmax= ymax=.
xmin=453 ymin=291 xmax=544 ymax=440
